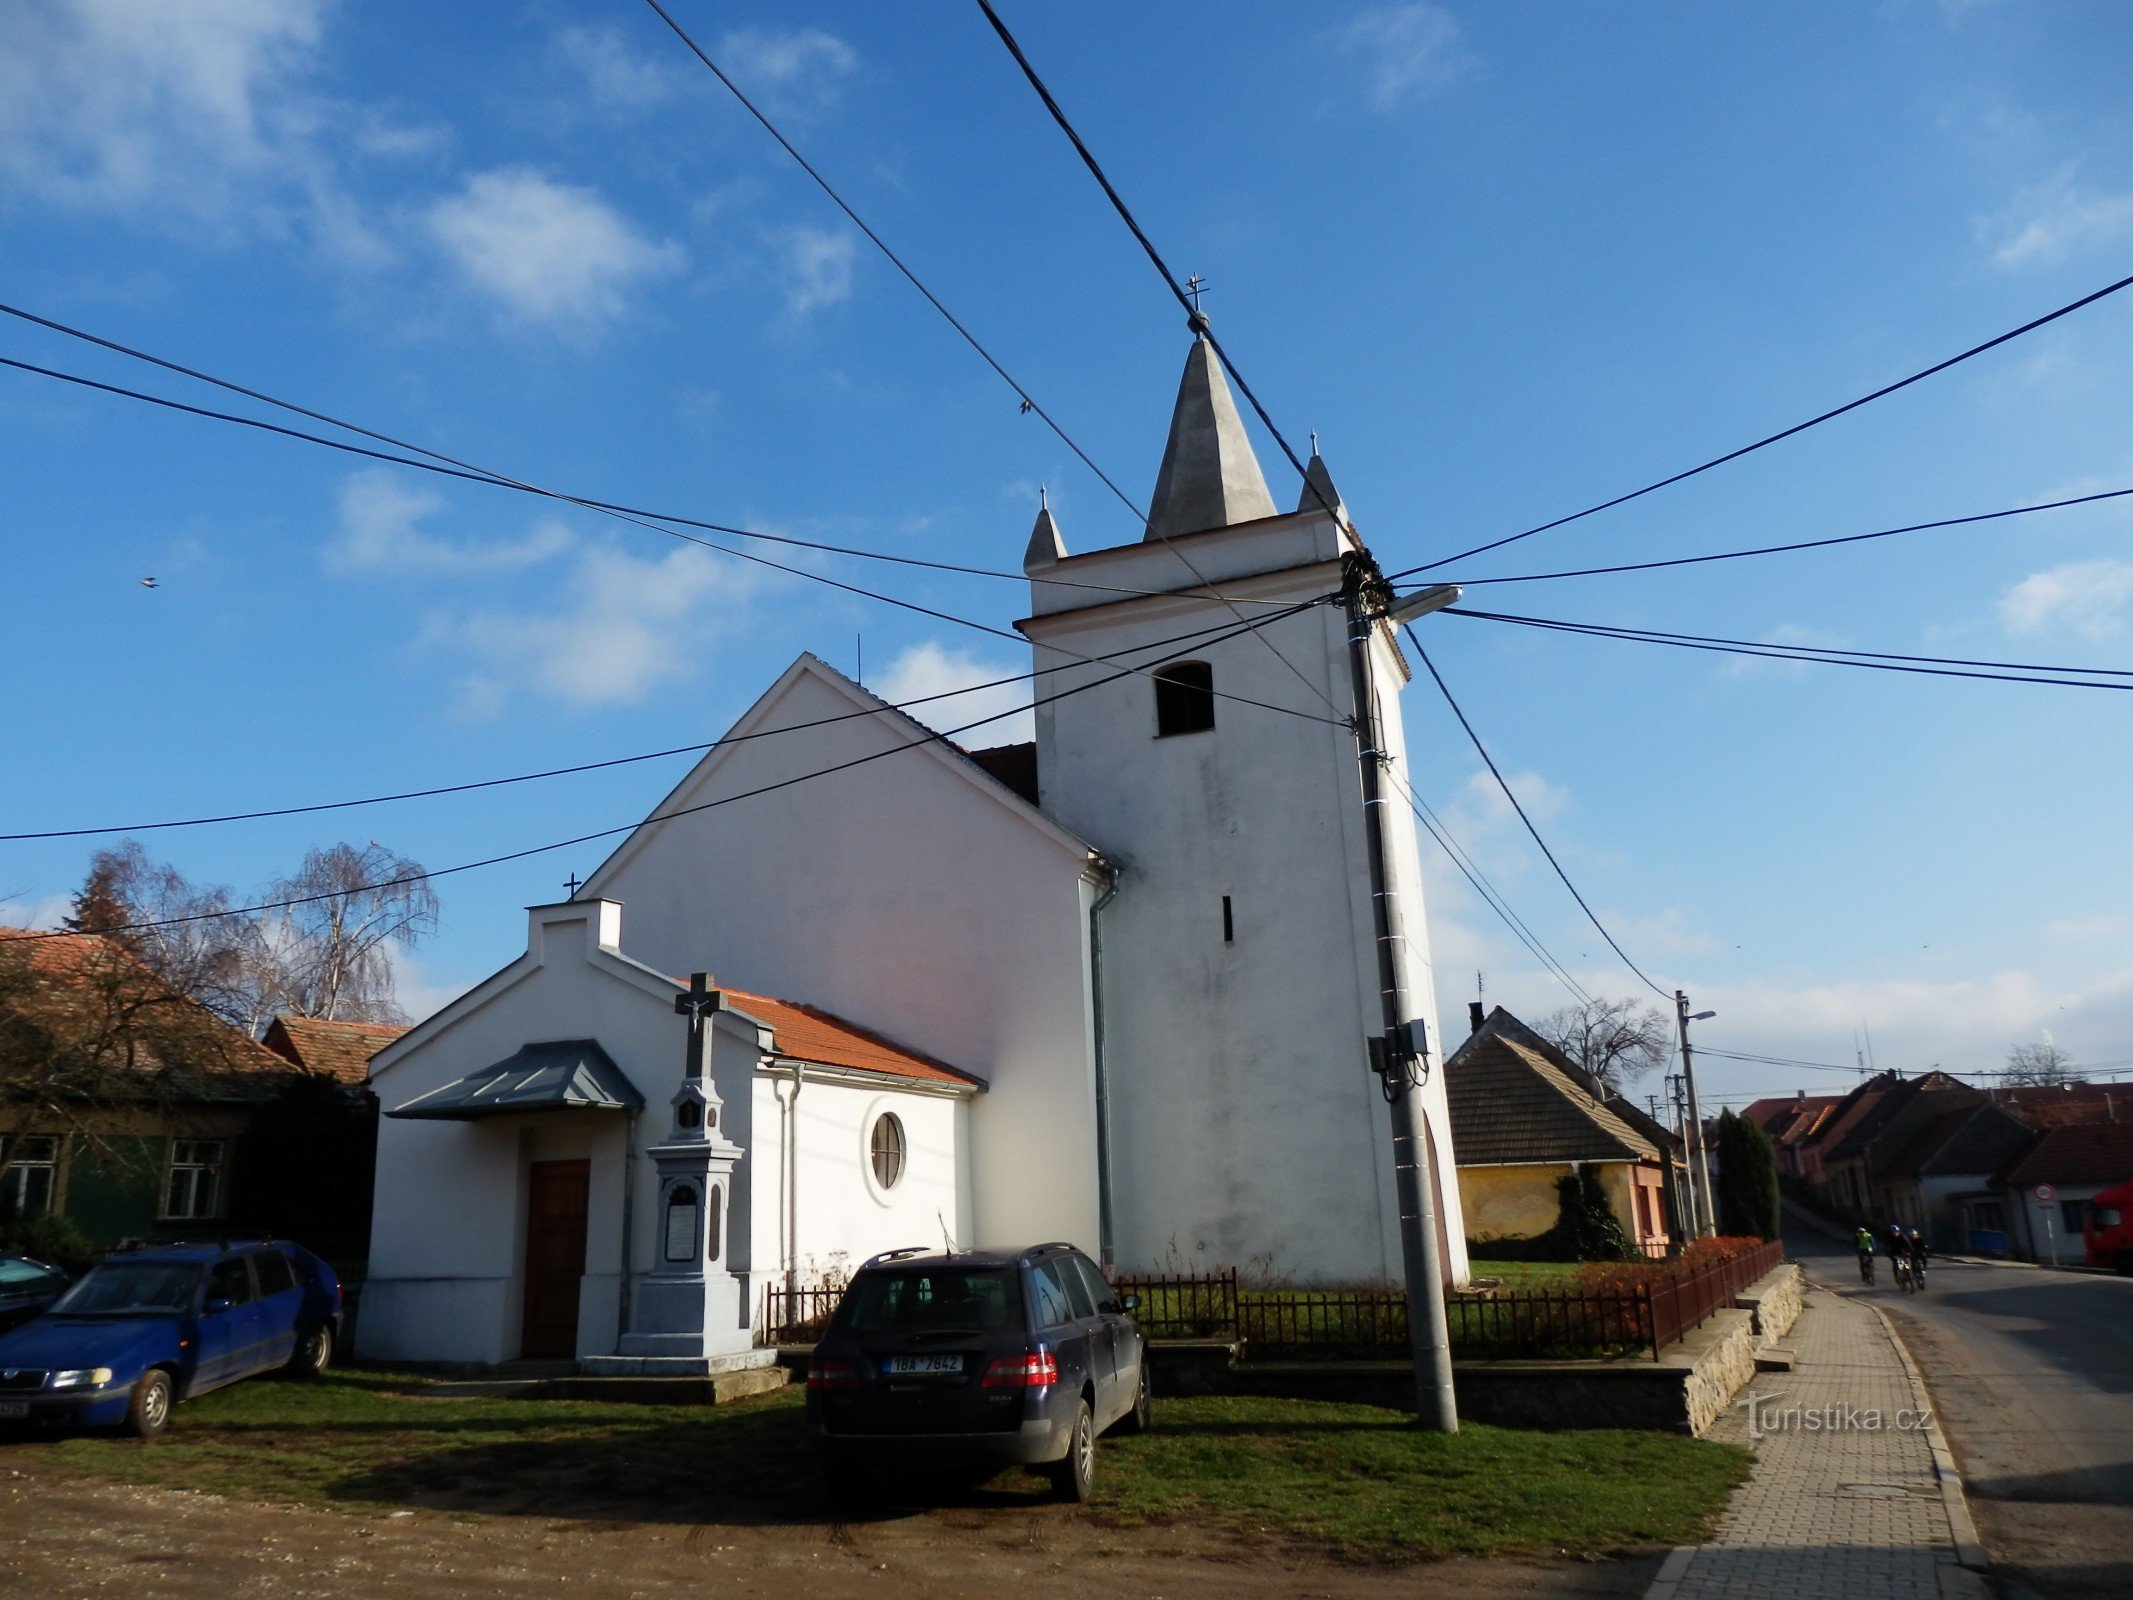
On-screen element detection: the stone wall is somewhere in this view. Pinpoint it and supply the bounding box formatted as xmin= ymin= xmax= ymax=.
xmin=1737 ymin=1263 xmax=1802 ymax=1344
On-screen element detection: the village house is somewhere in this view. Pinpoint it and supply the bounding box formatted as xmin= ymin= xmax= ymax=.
xmin=358 ymin=333 xmax=1470 ymax=1372
xmin=0 ymin=929 xmax=300 ymax=1246
xmin=1444 ymin=1006 xmax=1682 ymax=1259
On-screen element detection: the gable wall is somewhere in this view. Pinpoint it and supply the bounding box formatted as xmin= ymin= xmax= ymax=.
xmin=587 ymin=666 xmax=1101 ymax=1257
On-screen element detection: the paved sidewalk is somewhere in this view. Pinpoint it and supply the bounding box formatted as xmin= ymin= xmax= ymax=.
xmin=1647 ymin=1277 xmax=1987 ymax=1600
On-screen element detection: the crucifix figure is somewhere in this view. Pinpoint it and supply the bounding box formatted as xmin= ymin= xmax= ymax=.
xmin=674 ymin=972 xmax=721 ymax=1082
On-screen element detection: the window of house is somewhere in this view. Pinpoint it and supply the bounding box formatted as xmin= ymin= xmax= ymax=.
xmin=869 ymin=1114 xmax=905 ymax=1191
xmin=1152 ymin=661 xmax=1215 ymax=737
xmin=164 ymin=1139 xmax=224 ymax=1221
xmin=1 ymin=1136 xmax=58 ymax=1217
xmin=2061 ymin=1199 xmax=2090 ymax=1234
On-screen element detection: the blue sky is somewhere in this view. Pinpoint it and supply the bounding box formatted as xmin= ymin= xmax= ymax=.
xmin=3 ymin=1 xmax=2130 ymax=1113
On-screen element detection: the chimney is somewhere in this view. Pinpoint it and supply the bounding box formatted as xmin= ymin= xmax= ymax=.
xmin=1468 ymin=1001 xmax=1486 ymax=1037
xmin=1795 ymin=1089 xmax=1806 ymax=1103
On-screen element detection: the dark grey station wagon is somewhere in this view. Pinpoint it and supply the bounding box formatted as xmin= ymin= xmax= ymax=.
xmin=806 ymin=1242 xmax=1148 ymax=1501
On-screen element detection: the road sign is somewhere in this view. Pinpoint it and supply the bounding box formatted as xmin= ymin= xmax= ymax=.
xmin=2035 ymin=1183 xmax=2056 ymax=1202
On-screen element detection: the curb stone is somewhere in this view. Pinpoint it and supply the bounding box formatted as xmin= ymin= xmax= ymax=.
xmin=1852 ymin=1292 xmax=1990 ymax=1575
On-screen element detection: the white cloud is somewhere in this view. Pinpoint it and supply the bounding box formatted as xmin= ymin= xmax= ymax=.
xmin=2048 ymin=915 xmax=2125 ymax=942
xmin=0 ymin=892 xmax=73 ymax=933
xmin=1983 ymin=170 xmax=2133 ymax=270
xmin=328 ymin=469 xmax=574 ymax=575
xmin=777 ymin=225 xmax=857 ymax=318
xmin=0 ymin=0 xmax=329 ymax=221
xmin=1334 ymin=4 xmax=1472 ymax=114
xmin=1998 ymin=559 xmax=2133 ymax=639
xmin=718 ymin=26 xmax=859 ymax=117
xmin=426 ymin=543 xmax=765 ymax=715
xmin=426 ymin=167 xmax=684 ymax=328
xmin=873 ymin=642 xmax=1032 ymax=746
xmin=554 ymin=23 xmax=685 ymax=114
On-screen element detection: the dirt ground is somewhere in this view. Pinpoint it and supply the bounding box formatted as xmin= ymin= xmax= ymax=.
xmin=1 ymin=1470 xmax=1664 ymax=1600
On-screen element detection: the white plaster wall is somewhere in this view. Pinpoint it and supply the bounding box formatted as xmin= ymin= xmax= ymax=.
xmin=2010 ymin=1182 xmax=2105 ymax=1264
xmin=1025 ymin=510 xmax=1467 ymax=1283
xmin=784 ymin=1078 xmax=966 ymax=1283
xmin=583 ymin=662 xmax=1102 ymax=1258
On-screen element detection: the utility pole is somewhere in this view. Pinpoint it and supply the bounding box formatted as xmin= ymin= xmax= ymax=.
xmin=1344 ymin=554 xmax=1458 ymax=1433
xmin=1666 ymin=1072 xmax=1697 ymax=1247
xmin=1676 ymin=991 xmax=1717 ymax=1235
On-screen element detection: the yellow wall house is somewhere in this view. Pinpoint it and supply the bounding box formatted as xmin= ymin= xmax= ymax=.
xmin=1445 ymin=1007 xmax=1682 ymax=1259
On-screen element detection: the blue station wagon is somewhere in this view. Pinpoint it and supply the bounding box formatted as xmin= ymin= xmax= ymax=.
xmin=0 ymin=1239 xmax=341 ymax=1438
xmin=807 ymin=1242 xmax=1148 ymax=1502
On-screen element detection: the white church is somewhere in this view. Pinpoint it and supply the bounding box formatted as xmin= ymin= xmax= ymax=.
xmin=358 ymin=331 xmax=1469 ymax=1370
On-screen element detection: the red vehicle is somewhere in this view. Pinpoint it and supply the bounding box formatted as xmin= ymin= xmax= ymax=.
xmin=2085 ymin=1179 xmax=2133 ymax=1274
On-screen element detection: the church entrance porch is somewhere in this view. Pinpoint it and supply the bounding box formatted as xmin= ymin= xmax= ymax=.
xmin=521 ymin=1159 xmax=590 ymax=1359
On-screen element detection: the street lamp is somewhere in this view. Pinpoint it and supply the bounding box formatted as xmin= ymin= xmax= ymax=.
xmin=1676 ymin=994 xmax=1716 ymax=1235
xmin=1384 ymin=583 xmax=1463 ymax=623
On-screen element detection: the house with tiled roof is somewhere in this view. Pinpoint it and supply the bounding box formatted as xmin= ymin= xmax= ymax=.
xmin=0 ymin=928 xmax=301 ymax=1245
xmin=359 ymin=333 xmax=1474 ymax=1372
xmin=1741 ymin=1092 xmax=1847 ymax=1181
xmin=261 ymin=1014 xmax=410 ymax=1085
xmin=1445 ymin=1007 xmax=1681 ymax=1259
xmin=1988 ymin=1120 xmax=2133 ymax=1264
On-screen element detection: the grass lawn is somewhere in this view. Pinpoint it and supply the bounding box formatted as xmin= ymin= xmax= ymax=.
xmin=18 ymin=1368 xmax=1750 ymax=1564
xmin=1466 ymin=1260 xmax=1593 ymax=1290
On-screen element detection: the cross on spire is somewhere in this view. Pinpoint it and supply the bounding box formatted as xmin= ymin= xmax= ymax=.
xmin=674 ymin=972 xmax=722 ymax=1081
xmin=564 ymin=872 xmax=582 ymax=897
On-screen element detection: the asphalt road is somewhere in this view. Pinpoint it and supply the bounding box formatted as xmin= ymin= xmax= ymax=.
xmin=1786 ymin=1220 xmax=2133 ymax=1600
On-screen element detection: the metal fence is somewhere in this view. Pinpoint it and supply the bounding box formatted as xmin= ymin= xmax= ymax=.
xmin=762 ymin=1240 xmax=1784 ymax=1360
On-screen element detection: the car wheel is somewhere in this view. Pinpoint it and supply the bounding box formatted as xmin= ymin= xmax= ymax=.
xmin=286 ymin=1323 xmax=334 ymax=1378
xmin=1112 ymin=1367 xmax=1151 ymax=1435
xmin=1048 ymin=1399 xmax=1096 ymax=1503
xmin=125 ymin=1369 xmax=173 ymax=1440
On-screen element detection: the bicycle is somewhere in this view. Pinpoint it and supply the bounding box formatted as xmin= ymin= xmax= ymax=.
xmin=1892 ymin=1256 xmax=1916 ymax=1293
xmin=1857 ymin=1250 xmax=1876 ymax=1285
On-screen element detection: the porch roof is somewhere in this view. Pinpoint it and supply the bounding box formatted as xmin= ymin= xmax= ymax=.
xmin=385 ymin=1039 xmax=644 ymax=1120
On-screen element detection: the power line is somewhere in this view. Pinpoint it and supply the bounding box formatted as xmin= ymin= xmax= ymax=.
xmin=1378 ymin=761 xmax=1597 ymax=1009
xmin=1408 ymin=269 xmax=2133 ymax=573
xmin=2 ymin=594 xmax=1332 ymax=945
xmin=640 ymin=0 xmax=1332 ymax=723
xmin=1412 ymin=485 xmax=2133 ymax=588
xmin=0 ymin=351 xmax=1343 ymax=736
xmin=1404 ymin=625 xmax=1670 ymax=1001
xmin=0 ymin=598 xmax=1335 ymax=843
xmin=1447 ymin=607 xmax=2133 ymax=692
xmin=0 ymin=307 xmax=1288 ymax=609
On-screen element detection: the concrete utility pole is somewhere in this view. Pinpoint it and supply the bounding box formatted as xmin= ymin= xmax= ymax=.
xmin=1676 ymin=991 xmax=1717 ymax=1235
xmin=1343 ymin=554 xmax=1459 ymax=1433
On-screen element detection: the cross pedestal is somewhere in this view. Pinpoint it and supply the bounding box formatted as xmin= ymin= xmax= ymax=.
xmin=589 ymin=973 xmax=772 ymax=1376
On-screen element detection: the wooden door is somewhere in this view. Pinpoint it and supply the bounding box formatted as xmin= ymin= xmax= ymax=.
xmin=521 ymin=1160 xmax=590 ymax=1359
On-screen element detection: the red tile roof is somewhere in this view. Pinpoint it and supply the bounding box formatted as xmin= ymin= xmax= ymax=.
xmin=0 ymin=927 xmax=293 ymax=1083
xmin=262 ymin=1014 xmax=411 ymax=1085
xmin=722 ymin=986 xmax=982 ymax=1089
xmin=2001 ymin=1122 xmax=2133 ymax=1189
xmin=1983 ymin=1082 xmax=2130 ymax=1129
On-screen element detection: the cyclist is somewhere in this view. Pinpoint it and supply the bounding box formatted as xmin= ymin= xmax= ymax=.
xmin=1887 ymin=1224 xmax=1912 ymax=1290
xmin=1907 ymin=1229 xmax=1929 ymax=1289
xmin=1855 ymin=1223 xmax=1877 ymax=1284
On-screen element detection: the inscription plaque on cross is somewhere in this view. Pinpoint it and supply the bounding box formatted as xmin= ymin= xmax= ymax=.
xmin=674 ymin=972 xmax=721 ymax=1082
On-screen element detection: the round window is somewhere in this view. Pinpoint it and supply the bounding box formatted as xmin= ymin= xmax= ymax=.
xmin=869 ymin=1113 xmax=906 ymax=1191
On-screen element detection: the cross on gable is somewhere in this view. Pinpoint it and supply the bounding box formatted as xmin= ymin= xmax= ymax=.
xmin=674 ymin=972 xmax=721 ymax=1080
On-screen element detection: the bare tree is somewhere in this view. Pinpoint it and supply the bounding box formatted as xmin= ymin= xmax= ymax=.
xmin=66 ymin=842 xmax=264 ymax=1030
xmin=2005 ymin=1035 xmax=2084 ymax=1086
xmin=255 ymin=843 xmax=438 ymax=1024
xmin=1535 ymin=997 xmax=1673 ymax=1092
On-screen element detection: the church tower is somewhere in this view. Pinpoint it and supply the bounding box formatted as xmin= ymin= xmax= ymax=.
xmin=1017 ymin=327 xmax=1468 ymax=1285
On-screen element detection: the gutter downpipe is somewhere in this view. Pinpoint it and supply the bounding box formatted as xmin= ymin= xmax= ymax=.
xmin=1088 ymin=857 xmax=1121 ymax=1267
xmin=617 ymin=1108 xmax=640 ymax=1339
xmin=782 ymin=1063 xmax=805 ymax=1292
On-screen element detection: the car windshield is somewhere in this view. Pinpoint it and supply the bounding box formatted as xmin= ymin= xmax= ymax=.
xmin=841 ymin=1268 xmax=1020 ymax=1337
xmin=0 ymin=1259 xmax=63 ymax=1290
xmin=50 ymin=1261 xmax=204 ymax=1317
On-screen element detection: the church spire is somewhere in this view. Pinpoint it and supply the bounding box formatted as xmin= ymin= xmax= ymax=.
xmin=1144 ymin=325 xmax=1276 ymax=543
xmin=1295 ymin=440 xmax=1346 ymax=523
xmin=1023 ymin=485 xmax=1067 ymax=573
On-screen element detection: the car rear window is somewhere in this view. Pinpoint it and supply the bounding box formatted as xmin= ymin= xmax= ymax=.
xmin=252 ymin=1249 xmax=297 ymax=1297
xmin=51 ymin=1261 xmax=204 ymax=1316
xmin=841 ymin=1269 xmax=1021 ymax=1336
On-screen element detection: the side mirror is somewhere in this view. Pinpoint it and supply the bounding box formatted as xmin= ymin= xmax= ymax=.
xmin=1119 ymin=1294 xmax=1140 ymax=1315
xmin=204 ymin=1297 xmax=234 ymax=1315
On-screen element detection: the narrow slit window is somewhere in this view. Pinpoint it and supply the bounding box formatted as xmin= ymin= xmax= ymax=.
xmin=1153 ymin=661 xmax=1215 ymax=737
xmin=1222 ymin=896 xmax=1234 ymax=943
